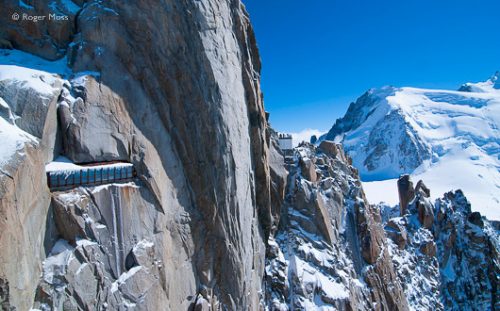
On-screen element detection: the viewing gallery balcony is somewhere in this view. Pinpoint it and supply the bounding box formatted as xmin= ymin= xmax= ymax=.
xmin=46 ymin=157 xmax=136 ymax=191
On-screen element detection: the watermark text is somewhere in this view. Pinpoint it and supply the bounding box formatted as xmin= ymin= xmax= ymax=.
xmin=11 ymin=12 xmax=69 ymax=22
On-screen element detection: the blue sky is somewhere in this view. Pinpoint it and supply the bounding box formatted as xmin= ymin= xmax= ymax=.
xmin=243 ymin=0 xmax=500 ymax=133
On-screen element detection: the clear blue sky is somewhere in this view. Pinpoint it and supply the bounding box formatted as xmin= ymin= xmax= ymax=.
xmin=243 ymin=0 xmax=500 ymax=133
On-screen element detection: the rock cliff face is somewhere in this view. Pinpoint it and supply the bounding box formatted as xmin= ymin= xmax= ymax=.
xmin=1 ymin=0 xmax=272 ymax=309
xmin=0 ymin=54 xmax=64 ymax=311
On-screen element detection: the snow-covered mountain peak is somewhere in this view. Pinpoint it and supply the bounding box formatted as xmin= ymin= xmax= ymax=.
xmin=321 ymin=75 xmax=500 ymax=219
xmin=492 ymin=71 xmax=500 ymax=89
xmin=459 ymin=71 xmax=500 ymax=92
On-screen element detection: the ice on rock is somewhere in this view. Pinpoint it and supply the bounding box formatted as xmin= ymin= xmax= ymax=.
xmin=0 ymin=113 xmax=37 ymax=168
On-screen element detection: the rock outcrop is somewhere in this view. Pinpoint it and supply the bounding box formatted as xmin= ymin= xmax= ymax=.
xmin=398 ymin=174 xmax=415 ymax=215
xmin=33 ymin=184 xmax=171 ymax=310
xmin=383 ymin=176 xmax=500 ymax=310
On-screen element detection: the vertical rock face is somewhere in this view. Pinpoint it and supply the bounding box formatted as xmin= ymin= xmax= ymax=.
xmin=0 ymin=62 xmax=63 ymax=311
xmin=398 ymin=174 xmax=415 ymax=216
xmin=0 ymin=142 xmax=53 ymax=311
xmin=267 ymin=130 xmax=288 ymax=235
xmin=1 ymin=0 xmax=271 ymax=309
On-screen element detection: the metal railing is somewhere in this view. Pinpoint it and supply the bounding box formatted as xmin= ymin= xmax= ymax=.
xmin=47 ymin=165 xmax=136 ymax=191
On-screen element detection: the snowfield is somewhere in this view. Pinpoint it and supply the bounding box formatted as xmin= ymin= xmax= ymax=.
xmin=322 ymin=73 xmax=500 ymax=220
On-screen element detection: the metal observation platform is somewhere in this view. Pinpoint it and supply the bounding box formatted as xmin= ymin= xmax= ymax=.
xmin=46 ymin=157 xmax=136 ymax=191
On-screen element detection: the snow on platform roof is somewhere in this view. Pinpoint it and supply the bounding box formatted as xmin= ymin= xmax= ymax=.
xmin=45 ymin=156 xmax=133 ymax=173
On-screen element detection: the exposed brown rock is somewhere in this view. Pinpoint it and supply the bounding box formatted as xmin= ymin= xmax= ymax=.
xmin=356 ymin=203 xmax=384 ymax=264
xmin=300 ymin=157 xmax=318 ymax=182
xmin=397 ymin=174 xmax=415 ymax=216
xmin=420 ymin=241 xmax=437 ymax=257
xmin=415 ymin=180 xmax=431 ymax=198
xmin=319 ymin=140 xmax=340 ymax=158
xmin=318 ymin=140 xmax=351 ymax=164
xmin=313 ymin=194 xmax=336 ymax=245
xmin=468 ymin=211 xmax=484 ymax=228
xmin=266 ymin=143 xmax=410 ymax=310
xmin=385 ymin=219 xmax=408 ymax=249
xmin=417 ymin=199 xmax=434 ymax=229
xmin=1 ymin=0 xmax=273 ymax=309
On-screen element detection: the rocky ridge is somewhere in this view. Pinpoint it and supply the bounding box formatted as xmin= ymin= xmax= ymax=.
xmin=264 ymin=141 xmax=500 ymax=310
xmin=385 ymin=176 xmax=500 ymax=310
xmin=265 ymin=141 xmax=408 ymax=310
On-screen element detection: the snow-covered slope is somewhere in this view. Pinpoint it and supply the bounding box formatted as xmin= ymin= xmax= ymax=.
xmin=0 ymin=49 xmax=67 ymax=169
xmin=320 ymin=73 xmax=500 ymax=220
